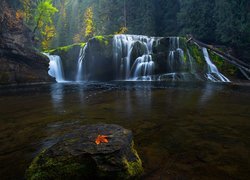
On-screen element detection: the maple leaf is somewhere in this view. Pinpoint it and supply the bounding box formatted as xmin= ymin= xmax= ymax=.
xmin=95 ymin=135 xmax=109 ymax=145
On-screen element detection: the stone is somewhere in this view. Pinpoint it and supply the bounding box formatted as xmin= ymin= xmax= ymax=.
xmin=26 ymin=124 xmax=143 ymax=180
xmin=0 ymin=0 xmax=54 ymax=85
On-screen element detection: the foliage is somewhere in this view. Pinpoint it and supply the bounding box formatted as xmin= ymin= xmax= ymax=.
xmin=33 ymin=0 xmax=58 ymax=34
xmin=41 ymin=25 xmax=56 ymax=50
xmin=4 ymin=0 xmax=250 ymax=62
xmin=22 ymin=0 xmax=32 ymax=23
xmin=115 ymin=27 xmax=128 ymax=35
xmin=84 ymin=7 xmax=94 ymax=40
xmin=73 ymin=34 xmax=81 ymax=43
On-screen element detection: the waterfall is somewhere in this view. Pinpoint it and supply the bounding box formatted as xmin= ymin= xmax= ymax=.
xmin=113 ymin=34 xmax=157 ymax=80
xmin=202 ymin=48 xmax=230 ymax=82
xmin=131 ymin=55 xmax=155 ymax=80
xmin=44 ymin=53 xmax=65 ymax=82
xmin=76 ymin=44 xmax=88 ymax=82
xmin=167 ymin=37 xmax=186 ymax=73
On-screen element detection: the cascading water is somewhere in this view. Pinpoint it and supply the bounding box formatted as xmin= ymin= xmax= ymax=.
xmin=202 ymin=48 xmax=230 ymax=82
xmin=44 ymin=53 xmax=65 ymax=82
xmin=162 ymin=37 xmax=193 ymax=81
xmin=54 ymin=34 xmax=231 ymax=83
xmin=131 ymin=55 xmax=155 ymax=80
xmin=76 ymin=44 xmax=87 ymax=82
xmin=113 ymin=34 xmax=158 ymax=80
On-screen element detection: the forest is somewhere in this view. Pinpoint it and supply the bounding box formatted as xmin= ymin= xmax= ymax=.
xmin=3 ymin=0 xmax=250 ymax=63
xmin=1 ymin=1 xmax=250 ymax=179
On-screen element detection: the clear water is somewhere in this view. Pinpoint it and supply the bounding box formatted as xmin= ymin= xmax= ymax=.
xmin=0 ymin=82 xmax=249 ymax=179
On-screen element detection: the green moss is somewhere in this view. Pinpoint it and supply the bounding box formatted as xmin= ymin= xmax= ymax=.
xmin=187 ymin=43 xmax=204 ymax=65
xmin=94 ymin=36 xmax=109 ymax=46
xmin=44 ymin=43 xmax=86 ymax=54
xmin=122 ymin=141 xmax=143 ymax=179
xmin=208 ymin=50 xmax=237 ymax=76
xmin=26 ymin=149 xmax=96 ymax=180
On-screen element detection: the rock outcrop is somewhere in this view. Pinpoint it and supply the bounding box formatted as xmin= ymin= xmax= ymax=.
xmin=26 ymin=124 xmax=143 ymax=180
xmin=0 ymin=0 xmax=53 ymax=84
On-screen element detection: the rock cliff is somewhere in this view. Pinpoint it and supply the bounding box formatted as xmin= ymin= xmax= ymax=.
xmin=0 ymin=0 xmax=53 ymax=85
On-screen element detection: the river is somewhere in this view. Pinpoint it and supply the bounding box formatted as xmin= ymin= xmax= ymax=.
xmin=0 ymin=81 xmax=249 ymax=179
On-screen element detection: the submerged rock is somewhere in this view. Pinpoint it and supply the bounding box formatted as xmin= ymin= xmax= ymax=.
xmin=26 ymin=124 xmax=143 ymax=180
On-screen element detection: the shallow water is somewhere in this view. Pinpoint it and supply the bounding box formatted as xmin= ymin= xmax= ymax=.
xmin=0 ymin=81 xmax=250 ymax=179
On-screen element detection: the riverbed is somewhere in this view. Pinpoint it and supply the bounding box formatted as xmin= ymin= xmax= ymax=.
xmin=0 ymin=81 xmax=249 ymax=179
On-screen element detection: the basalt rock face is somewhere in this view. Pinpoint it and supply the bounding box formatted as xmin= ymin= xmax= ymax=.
xmin=26 ymin=124 xmax=143 ymax=180
xmin=0 ymin=0 xmax=53 ymax=84
xmin=50 ymin=44 xmax=82 ymax=81
xmin=84 ymin=36 xmax=114 ymax=81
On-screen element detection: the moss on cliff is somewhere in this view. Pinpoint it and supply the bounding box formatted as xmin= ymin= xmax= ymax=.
xmin=46 ymin=43 xmax=86 ymax=54
xmin=208 ymin=50 xmax=237 ymax=76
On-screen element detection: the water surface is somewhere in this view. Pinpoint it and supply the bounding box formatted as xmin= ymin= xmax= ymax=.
xmin=0 ymin=82 xmax=249 ymax=179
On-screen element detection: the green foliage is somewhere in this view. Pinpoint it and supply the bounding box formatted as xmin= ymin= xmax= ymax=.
xmin=15 ymin=0 xmax=250 ymax=63
xmin=33 ymin=0 xmax=58 ymax=34
xmin=84 ymin=7 xmax=94 ymax=40
xmin=178 ymin=0 xmax=216 ymax=42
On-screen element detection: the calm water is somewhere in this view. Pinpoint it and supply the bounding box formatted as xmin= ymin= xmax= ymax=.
xmin=0 ymin=82 xmax=250 ymax=179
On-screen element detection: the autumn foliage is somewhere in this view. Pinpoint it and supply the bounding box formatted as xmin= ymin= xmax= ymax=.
xmin=95 ymin=135 xmax=109 ymax=145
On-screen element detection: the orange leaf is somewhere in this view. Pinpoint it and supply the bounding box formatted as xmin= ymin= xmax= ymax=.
xmin=95 ymin=135 xmax=109 ymax=145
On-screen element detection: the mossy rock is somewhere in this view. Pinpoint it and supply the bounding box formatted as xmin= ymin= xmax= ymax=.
xmin=208 ymin=50 xmax=237 ymax=77
xmin=26 ymin=124 xmax=143 ymax=180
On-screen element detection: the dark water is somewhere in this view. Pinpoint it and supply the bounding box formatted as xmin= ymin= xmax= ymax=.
xmin=0 ymin=82 xmax=250 ymax=179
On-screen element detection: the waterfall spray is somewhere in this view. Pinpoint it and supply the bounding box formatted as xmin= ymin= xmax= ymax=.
xmin=76 ymin=44 xmax=88 ymax=82
xmin=44 ymin=53 xmax=65 ymax=82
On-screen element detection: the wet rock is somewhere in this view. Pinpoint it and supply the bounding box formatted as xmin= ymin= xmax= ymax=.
xmin=50 ymin=44 xmax=82 ymax=81
xmin=130 ymin=41 xmax=148 ymax=64
xmin=84 ymin=36 xmax=114 ymax=81
xmin=0 ymin=0 xmax=53 ymax=85
xmin=26 ymin=124 xmax=143 ymax=180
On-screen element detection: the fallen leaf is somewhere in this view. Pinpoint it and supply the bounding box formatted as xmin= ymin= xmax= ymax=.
xmin=95 ymin=135 xmax=109 ymax=145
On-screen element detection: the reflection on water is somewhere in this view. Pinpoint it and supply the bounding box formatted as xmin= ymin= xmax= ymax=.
xmin=199 ymin=83 xmax=220 ymax=107
xmin=0 ymin=82 xmax=250 ymax=179
xmin=135 ymin=83 xmax=152 ymax=112
xmin=50 ymin=83 xmax=64 ymax=112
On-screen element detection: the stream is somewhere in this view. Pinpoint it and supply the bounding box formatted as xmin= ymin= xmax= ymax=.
xmin=0 ymin=81 xmax=249 ymax=179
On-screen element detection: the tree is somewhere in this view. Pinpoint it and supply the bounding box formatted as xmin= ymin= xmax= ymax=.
xmin=33 ymin=0 xmax=58 ymax=34
xmin=22 ymin=0 xmax=32 ymax=23
xmin=115 ymin=26 xmax=128 ymax=34
xmin=178 ymin=0 xmax=216 ymax=42
xmin=41 ymin=25 xmax=56 ymax=50
xmin=84 ymin=7 xmax=94 ymax=40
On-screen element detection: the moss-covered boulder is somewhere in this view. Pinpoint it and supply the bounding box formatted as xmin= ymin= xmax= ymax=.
xmin=26 ymin=124 xmax=143 ymax=180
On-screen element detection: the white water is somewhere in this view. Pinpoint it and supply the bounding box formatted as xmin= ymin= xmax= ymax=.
xmin=76 ymin=45 xmax=88 ymax=82
xmin=167 ymin=37 xmax=187 ymax=73
xmin=202 ymin=48 xmax=230 ymax=82
xmin=44 ymin=53 xmax=65 ymax=82
xmin=113 ymin=34 xmax=158 ymax=80
xmin=131 ymin=55 xmax=155 ymax=80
